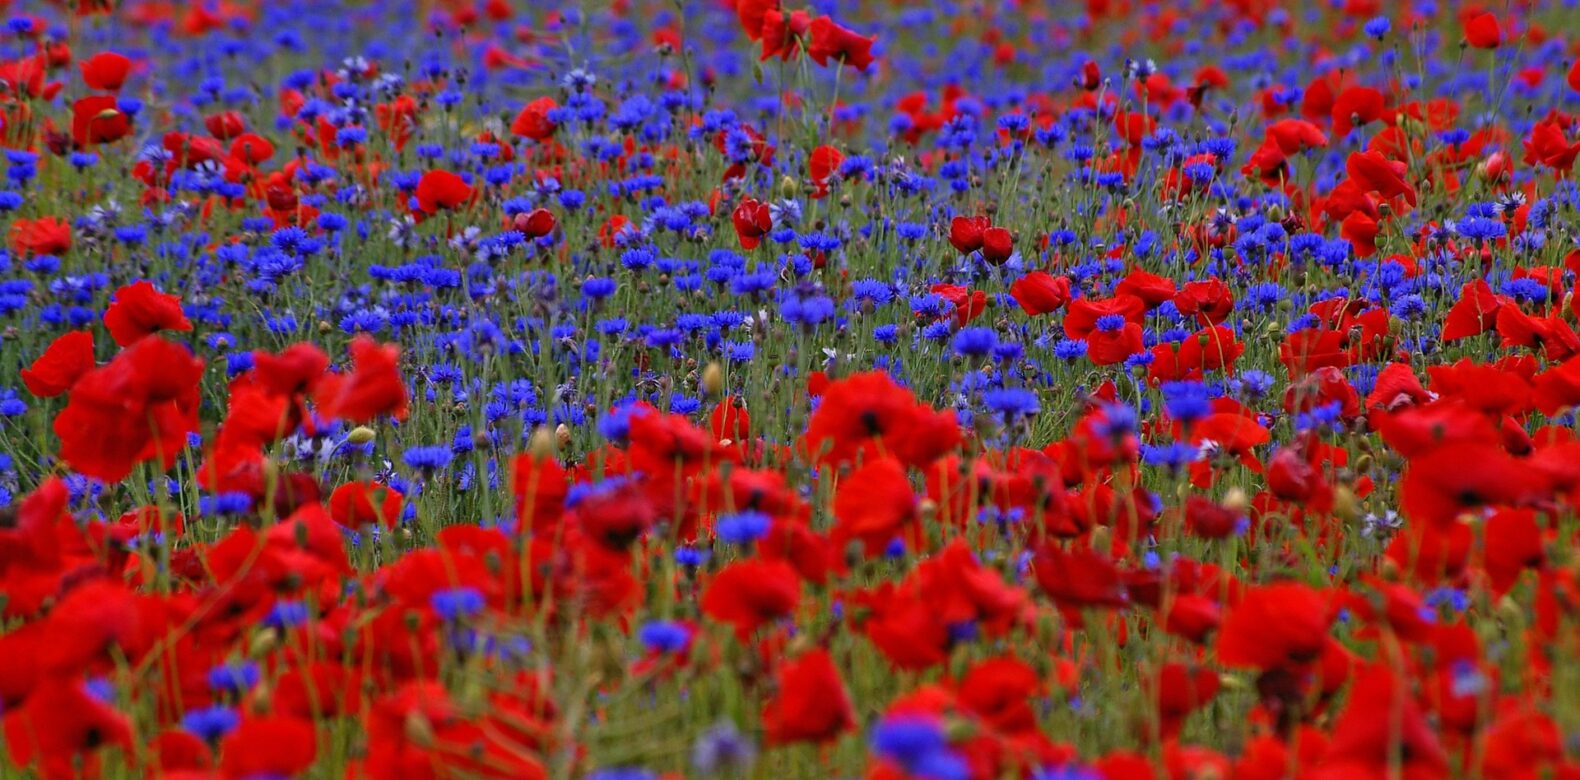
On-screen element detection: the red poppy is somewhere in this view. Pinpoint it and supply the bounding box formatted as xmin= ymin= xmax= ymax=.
xmin=513 ymin=207 xmax=557 ymax=238
xmin=1463 ymin=11 xmax=1501 ymax=49
xmin=9 ymin=217 xmax=72 ymax=256
xmin=949 ymin=215 xmax=990 ymax=254
xmin=980 ymin=226 xmax=1014 ymax=264
xmin=761 ymin=649 xmax=855 ymax=745
xmin=1031 ymin=545 xmax=1128 ymax=609
xmin=735 ymin=0 xmax=778 ymax=41
xmin=1154 ymin=663 xmax=1221 ymax=739
xmin=103 ymin=280 xmax=192 ymax=347
xmin=731 ymin=197 xmax=773 ymax=249
xmin=1172 ymin=279 xmax=1235 ymax=325
xmin=832 ymin=457 xmax=917 ymax=557
xmin=71 ymin=95 xmax=134 ymax=146
xmin=414 ymin=169 xmax=473 ymax=213
xmin=1346 ymin=149 xmax=1418 ymax=207
xmin=79 ymin=50 xmax=132 ymax=91
xmin=313 ymin=336 xmax=408 ymax=423
xmin=701 ymin=558 xmax=801 ymax=639
xmin=53 ymin=336 xmax=203 ymax=483
xmin=759 ymin=8 xmax=812 ymax=62
xmin=1065 ymin=295 xmax=1146 ymax=339
xmin=218 ymin=716 xmax=318 ymax=778
xmin=1399 ymin=442 xmax=1546 ymax=526
xmin=1331 ymin=86 xmax=1387 ymax=138
xmin=1217 ymin=582 xmax=1334 ymax=671
xmin=511 ymin=95 xmax=559 ymax=140
xmin=808 ymin=144 xmax=843 ymax=197
xmin=328 ymin=480 xmax=405 ymax=529
xmin=1009 ymin=272 xmax=1071 ymax=315
xmin=1534 ymin=357 xmax=1580 ymax=415
xmin=1521 ymin=118 xmax=1580 ymax=177
xmin=1442 ymin=279 xmax=1506 ymax=340
xmin=2 ymin=677 xmax=133 ymax=780
xmin=1116 ymin=269 xmax=1178 ymax=307
xmin=1316 ymin=664 xmax=1450 ymax=778
xmin=21 ymin=330 xmax=95 ymax=397
xmin=806 ymin=16 xmax=876 ymax=71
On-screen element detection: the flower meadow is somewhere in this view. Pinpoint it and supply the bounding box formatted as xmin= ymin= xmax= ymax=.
xmin=7 ymin=0 xmax=1580 ymax=778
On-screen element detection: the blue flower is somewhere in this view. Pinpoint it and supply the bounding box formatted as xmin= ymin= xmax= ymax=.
xmin=430 ymin=587 xmax=486 ymax=621
xmin=638 ymin=620 xmax=691 ymax=653
xmin=715 ymin=510 xmax=772 ymax=544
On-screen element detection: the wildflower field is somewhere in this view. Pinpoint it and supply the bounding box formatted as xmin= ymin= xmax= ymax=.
xmin=5 ymin=0 xmax=1580 ymax=777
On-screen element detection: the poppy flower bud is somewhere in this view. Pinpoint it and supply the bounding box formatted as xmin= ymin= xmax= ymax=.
xmin=404 ymin=711 xmax=437 ymax=748
xmin=513 ymin=208 xmax=556 ymax=238
xmin=527 ymin=426 xmax=556 ymax=458
xmin=702 ymin=361 xmax=724 ymax=396
xmin=1222 ymin=487 xmax=1249 ymax=514
xmin=1332 ymin=485 xmax=1361 ymax=523
xmin=346 ymin=426 xmax=377 ymax=445
xmin=555 ymin=423 xmax=572 ymax=449
xmin=779 ymin=175 xmax=799 ymax=197
xmin=981 ymin=226 xmax=1014 ymax=264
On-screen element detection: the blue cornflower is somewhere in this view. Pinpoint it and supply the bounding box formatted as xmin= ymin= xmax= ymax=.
xmin=715 ymin=510 xmax=772 ymax=544
xmin=403 ymin=446 xmax=454 ymax=471
xmin=983 ymin=387 xmax=1039 ymax=420
xmin=952 ymin=327 xmax=998 ymax=357
xmin=207 ymin=661 xmax=261 ymax=694
xmin=638 ymin=620 xmax=691 ymax=653
xmin=182 ymin=706 xmax=241 ymax=742
xmin=430 ymin=587 xmax=486 ymax=621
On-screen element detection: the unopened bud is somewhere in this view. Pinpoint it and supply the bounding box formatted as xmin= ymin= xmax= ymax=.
xmin=701 ymin=361 xmax=724 ymax=396
xmin=346 ymin=426 xmax=377 ymax=445
xmin=527 ymin=426 xmax=556 ymax=458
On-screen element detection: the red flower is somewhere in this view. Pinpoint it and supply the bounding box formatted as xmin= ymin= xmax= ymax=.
xmin=1031 ymin=545 xmax=1128 ymax=609
xmin=807 ymin=16 xmax=876 ymax=71
xmin=761 ymin=649 xmax=855 ymax=745
xmin=79 ymin=50 xmax=132 ymax=91
xmin=1172 ymin=279 xmax=1235 ymax=325
xmin=1331 ymin=86 xmax=1387 ymax=138
xmin=21 ymin=330 xmax=95 ymax=397
xmin=9 ymin=217 xmax=72 ymax=256
xmin=218 ymin=716 xmax=318 ymax=779
xmin=328 ymin=480 xmax=405 ymax=529
xmin=53 ymin=336 xmax=203 ymax=483
xmin=71 ymin=95 xmax=133 ymax=146
xmin=313 ymin=336 xmax=409 ymax=423
xmin=415 ymin=169 xmax=473 ymax=213
xmin=759 ymin=8 xmax=811 ymax=62
xmin=1463 ymin=11 xmax=1501 ymax=49
xmin=832 ymin=457 xmax=917 ymax=557
xmin=511 ymin=95 xmax=559 ymax=140
xmin=980 ymin=226 xmax=1014 ymax=264
xmin=513 ymin=207 xmax=557 ymax=238
xmin=1399 ymin=442 xmax=1546 ymax=527
xmin=1442 ymin=279 xmax=1506 ymax=341
xmin=802 ymin=370 xmax=961 ymax=467
xmin=731 ymin=197 xmax=773 ymax=249
xmin=949 ymin=215 xmax=990 ymax=254
xmin=735 ymin=0 xmax=778 ymax=41
xmin=1316 ymin=664 xmax=1449 ymax=777
xmin=103 ymin=280 xmax=192 ymax=347
xmin=1009 ymin=271 xmax=1071 ymax=315
xmin=1521 ymin=118 xmax=1580 ymax=177
xmin=701 ymin=558 xmax=801 ymax=639
xmin=1217 ymin=582 xmax=1334 ymax=671
xmin=808 ymin=144 xmax=843 ymax=197
xmin=1346 ymin=149 xmax=1418 ymax=207
xmin=2 ymin=677 xmax=133 ymax=780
